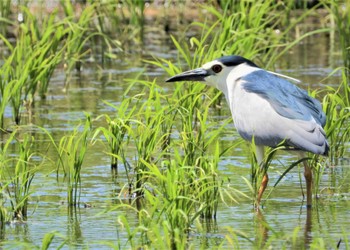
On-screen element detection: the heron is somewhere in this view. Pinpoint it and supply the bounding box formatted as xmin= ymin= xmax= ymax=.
xmin=166 ymin=55 xmax=329 ymax=208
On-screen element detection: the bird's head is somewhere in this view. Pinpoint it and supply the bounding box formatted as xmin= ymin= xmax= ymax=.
xmin=166 ymin=55 xmax=259 ymax=90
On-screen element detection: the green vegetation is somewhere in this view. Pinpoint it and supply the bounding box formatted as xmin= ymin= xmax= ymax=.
xmin=0 ymin=0 xmax=349 ymax=249
xmin=58 ymin=115 xmax=91 ymax=207
xmin=0 ymin=130 xmax=37 ymax=222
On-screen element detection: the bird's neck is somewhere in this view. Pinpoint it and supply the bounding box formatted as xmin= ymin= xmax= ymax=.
xmin=228 ymin=64 xmax=262 ymax=83
xmin=219 ymin=64 xmax=261 ymax=97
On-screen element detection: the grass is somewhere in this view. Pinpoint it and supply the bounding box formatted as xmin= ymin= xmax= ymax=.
xmin=0 ymin=1 xmax=121 ymax=128
xmin=0 ymin=0 xmax=11 ymax=37
xmin=0 ymin=0 xmax=349 ymax=249
xmin=0 ymin=130 xmax=37 ymax=221
xmin=93 ymin=98 xmax=136 ymax=173
xmin=58 ymin=115 xmax=91 ymax=207
xmin=324 ymin=0 xmax=350 ymax=75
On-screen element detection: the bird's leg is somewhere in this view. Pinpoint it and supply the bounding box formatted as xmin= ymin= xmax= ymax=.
xmin=257 ymin=173 xmax=269 ymax=207
xmin=255 ymin=145 xmax=267 ymax=208
xmin=298 ymin=152 xmax=313 ymax=208
xmin=303 ymin=160 xmax=313 ymax=208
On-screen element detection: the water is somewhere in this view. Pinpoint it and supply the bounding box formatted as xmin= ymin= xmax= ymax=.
xmin=1 ymin=10 xmax=350 ymax=250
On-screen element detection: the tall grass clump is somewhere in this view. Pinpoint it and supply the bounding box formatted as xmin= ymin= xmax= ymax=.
xmin=0 ymin=2 xmax=122 ymax=128
xmin=322 ymin=1 xmax=350 ymax=164
xmin=0 ymin=0 xmax=11 ymax=36
xmin=17 ymin=8 xmax=65 ymax=100
xmin=174 ymin=89 xmax=239 ymax=217
xmin=115 ymin=160 xmax=219 ymax=249
xmin=90 ymin=0 xmax=145 ymax=47
xmin=60 ymin=0 xmax=123 ymax=85
xmin=94 ymin=98 xmax=136 ymax=173
xmin=0 ymin=130 xmax=37 ymax=220
xmin=324 ymin=0 xmax=350 ymax=75
xmin=56 ymin=115 xmax=91 ymax=207
xmin=9 ymin=134 xmax=36 ymax=220
xmin=0 ymin=7 xmax=65 ymax=125
xmin=322 ymin=70 xmax=350 ymax=164
xmin=114 ymin=145 xmax=246 ymax=249
xmin=130 ymin=80 xmax=172 ymax=197
xmin=60 ymin=0 xmax=96 ymax=79
xmin=94 ymin=79 xmax=172 ymax=196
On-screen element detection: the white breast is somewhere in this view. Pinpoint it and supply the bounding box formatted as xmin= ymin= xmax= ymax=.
xmin=224 ymin=66 xmax=287 ymax=146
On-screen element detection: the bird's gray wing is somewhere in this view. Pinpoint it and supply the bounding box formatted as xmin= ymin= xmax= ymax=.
xmin=242 ymin=70 xmax=326 ymax=127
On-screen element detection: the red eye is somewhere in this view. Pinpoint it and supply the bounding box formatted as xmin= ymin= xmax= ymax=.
xmin=212 ymin=64 xmax=222 ymax=73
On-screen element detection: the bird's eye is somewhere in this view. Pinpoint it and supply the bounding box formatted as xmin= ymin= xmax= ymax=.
xmin=212 ymin=64 xmax=222 ymax=73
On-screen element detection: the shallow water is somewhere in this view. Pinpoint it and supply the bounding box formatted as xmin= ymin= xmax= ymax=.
xmin=1 ymin=11 xmax=350 ymax=250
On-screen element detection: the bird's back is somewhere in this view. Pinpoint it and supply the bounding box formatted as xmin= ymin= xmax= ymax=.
xmin=228 ymin=69 xmax=329 ymax=155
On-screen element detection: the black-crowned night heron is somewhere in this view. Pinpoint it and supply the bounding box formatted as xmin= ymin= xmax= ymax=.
xmin=166 ymin=55 xmax=329 ymax=208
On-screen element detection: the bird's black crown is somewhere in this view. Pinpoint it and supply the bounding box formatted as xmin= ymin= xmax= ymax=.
xmin=218 ymin=55 xmax=259 ymax=68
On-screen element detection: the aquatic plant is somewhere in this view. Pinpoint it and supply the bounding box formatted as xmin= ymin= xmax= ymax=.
xmin=0 ymin=0 xmax=11 ymax=36
xmin=324 ymin=0 xmax=350 ymax=75
xmin=60 ymin=0 xmax=123 ymax=86
xmin=0 ymin=130 xmax=36 ymax=220
xmin=0 ymin=1 xmax=122 ymax=127
xmin=115 ymin=158 xmax=221 ymax=249
xmin=10 ymin=134 xmax=36 ymax=220
xmin=94 ymin=101 xmax=134 ymax=173
xmin=61 ymin=0 xmax=96 ymax=81
xmin=90 ymin=0 xmax=145 ymax=47
xmin=322 ymin=69 xmax=350 ymax=164
xmin=57 ymin=115 xmax=91 ymax=207
xmin=0 ymin=7 xmax=65 ymax=125
xmin=131 ymin=81 xmax=170 ymax=197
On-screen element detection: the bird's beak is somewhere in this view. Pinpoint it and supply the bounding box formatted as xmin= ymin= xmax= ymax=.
xmin=166 ymin=68 xmax=209 ymax=82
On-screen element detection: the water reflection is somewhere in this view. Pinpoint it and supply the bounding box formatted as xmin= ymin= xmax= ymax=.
xmin=67 ymin=208 xmax=84 ymax=247
xmin=254 ymin=205 xmax=312 ymax=249
xmin=304 ymin=207 xmax=312 ymax=248
xmin=198 ymin=219 xmax=224 ymax=249
xmin=254 ymin=209 xmax=269 ymax=248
